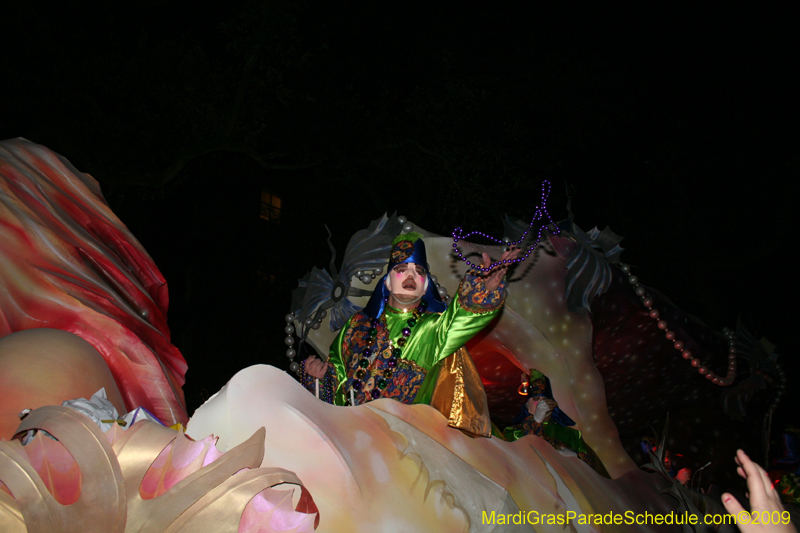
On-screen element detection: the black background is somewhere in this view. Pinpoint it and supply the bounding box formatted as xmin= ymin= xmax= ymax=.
xmin=2 ymin=2 xmax=797 ymax=444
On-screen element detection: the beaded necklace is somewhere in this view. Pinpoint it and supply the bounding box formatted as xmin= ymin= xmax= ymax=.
xmin=350 ymin=299 xmax=428 ymax=403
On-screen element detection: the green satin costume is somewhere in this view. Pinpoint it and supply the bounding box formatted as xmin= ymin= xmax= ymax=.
xmin=327 ymin=272 xmax=505 ymax=407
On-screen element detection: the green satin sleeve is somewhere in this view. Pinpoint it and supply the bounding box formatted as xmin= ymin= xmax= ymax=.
xmin=327 ymin=316 xmax=350 ymax=406
xmin=503 ymin=421 xmax=589 ymax=456
xmin=405 ymin=294 xmax=501 ymax=405
xmin=382 ymin=293 xmax=499 ymax=373
xmin=430 ymin=269 xmax=508 ymax=362
xmin=328 ymin=272 xmax=506 ymax=406
xmin=503 ymin=424 xmax=528 ymax=442
xmin=431 ymin=293 xmax=500 ymax=363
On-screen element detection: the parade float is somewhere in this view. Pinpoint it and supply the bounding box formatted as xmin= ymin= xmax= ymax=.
xmin=0 ymin=139 xmax=785 ymax=531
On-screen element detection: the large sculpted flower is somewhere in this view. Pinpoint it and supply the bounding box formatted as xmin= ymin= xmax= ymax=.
xmin=0 ymin=406 xmax=318 ymax=532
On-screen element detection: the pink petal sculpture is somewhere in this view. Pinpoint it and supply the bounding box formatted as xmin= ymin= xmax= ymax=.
xmin=0 ymin=405 xmax=319 ymax=532
xmin=0 ymin=138 xmax=188 ymax=436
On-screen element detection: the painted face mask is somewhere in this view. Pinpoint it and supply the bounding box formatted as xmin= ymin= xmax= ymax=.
xmin=362 ymin=231 xmax=447 ymax=318
xmin=385 ymin=262 xmax=428 ymax=304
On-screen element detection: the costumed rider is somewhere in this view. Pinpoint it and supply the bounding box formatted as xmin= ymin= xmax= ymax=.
xmin=502 ymin=369 xmax=598 ymax=469
xmin=303 ymin=232 xmax=520 ymax=437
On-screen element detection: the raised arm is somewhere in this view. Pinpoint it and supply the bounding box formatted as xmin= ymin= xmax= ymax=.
xmin=431 ymin=246 xmax=522 ymax=361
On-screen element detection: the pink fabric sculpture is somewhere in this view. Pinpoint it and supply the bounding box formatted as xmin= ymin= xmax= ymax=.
xmin=0 ymin=138 xmax=188 ymax=435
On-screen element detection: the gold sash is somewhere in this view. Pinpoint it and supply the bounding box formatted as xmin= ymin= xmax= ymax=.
xmin=429 ymin=347 xmax=491 ymax=438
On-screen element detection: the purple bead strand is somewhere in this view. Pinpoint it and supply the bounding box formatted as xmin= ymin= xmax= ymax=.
xmin=451 ymin=180 xmax=560 ymax=272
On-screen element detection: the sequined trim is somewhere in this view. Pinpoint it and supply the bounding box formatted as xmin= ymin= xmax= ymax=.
xmin=340 ymin=312 xmax=428 ymax=404
xmin=390 ymin=240 xmax=415 ymax=263
xmin=457 ymin=270 xmax=507 ymax=313
xmin=398 ymin=358 xmax=425 ymax=375
xmin=301 ymin=361 xmax=337 ymax=404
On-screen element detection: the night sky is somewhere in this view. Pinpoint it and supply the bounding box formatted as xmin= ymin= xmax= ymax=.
xmin=2 ymin=3 xmax=797 ymax=433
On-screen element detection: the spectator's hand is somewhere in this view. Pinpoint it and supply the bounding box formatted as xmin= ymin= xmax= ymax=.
xmin=304 ymin=356 xmax=329 ymax=379
xmin=721 ymin=449 xmax=795 ymax=533
xmin=675 ymin=467 xmax=692 ymax=486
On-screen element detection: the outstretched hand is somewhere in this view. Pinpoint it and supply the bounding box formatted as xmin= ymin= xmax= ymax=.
xmin=721 ymin=449 xmax=795 ymax=533
xmin=304 ymin=356 xmax=329 ymax=379
xmin=481 ymin=246 xmax=523 ymax=291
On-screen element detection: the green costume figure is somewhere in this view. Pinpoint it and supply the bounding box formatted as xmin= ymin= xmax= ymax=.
xmin=304 ymin=232 xmax=520 ymax=437
xmin=501 ymin=369 xmax=600 ymax=469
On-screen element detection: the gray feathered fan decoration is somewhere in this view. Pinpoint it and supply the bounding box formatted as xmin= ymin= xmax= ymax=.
xmin=291 ymin=214 xmax=401 ymax=332
xmin=503 ymin=212 xmax=624 ymax=316
xmin=562 ymin=222 xmax=625 ymax=316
